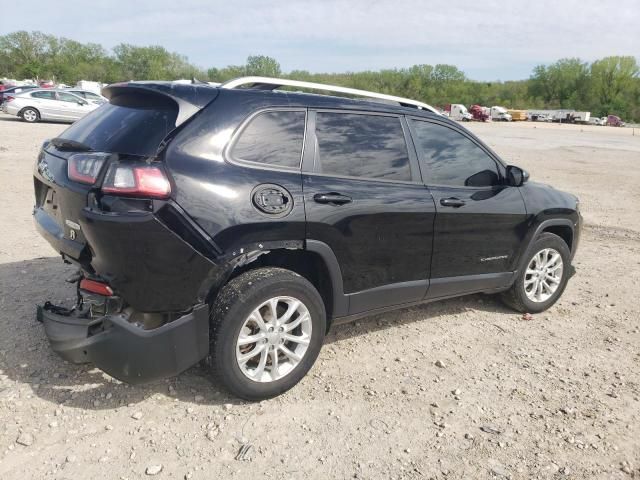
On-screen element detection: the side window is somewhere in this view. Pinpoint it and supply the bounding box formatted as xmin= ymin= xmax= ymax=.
xmin=231 ymin=110 xmax=305 ymax=168
xmin=70 ymin=91 xmax=87 ymax=98
xmin=315 ymin=112 xmax=411 ymax=181
xmin=31 ymin=91 xmax=55 ymax=100
xmin=58 ymin=92 xmax=81 ymax=103
xmin=410 ymin=120 xmax=501 ymax=187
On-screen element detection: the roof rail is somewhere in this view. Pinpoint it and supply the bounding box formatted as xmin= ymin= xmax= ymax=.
xmin=220 ymin=76 xmax=440 ymax=114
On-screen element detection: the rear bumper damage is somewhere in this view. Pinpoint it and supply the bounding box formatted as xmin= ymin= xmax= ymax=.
xmin=38 ymin=303 xmax=209 ymax=384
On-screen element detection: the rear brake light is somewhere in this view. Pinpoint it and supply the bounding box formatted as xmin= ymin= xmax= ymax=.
xmin=102 ymin=164 xmax=171 ymax=199
xmin=80 ymin=278 xmax=113 ymax=296
xmin=68 ymin=152 xmax=109 ymax=185
xmin=5 ymin=96 xmax=14 ymax=102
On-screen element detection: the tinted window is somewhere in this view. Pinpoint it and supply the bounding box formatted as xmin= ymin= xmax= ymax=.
xmin=410 ymin=120 xmax=500 ymax=187
xmin=58 ymin=93 xmax=178 ymax=157
xmin=58 ymin=92 xmax=81 ymax=103
xmin=69 ymin=91 xmax=87 ymax=98
xmin=32 ymin=91 xmax=55 ymax=100
xmin=315 ymin=112 xmax=411 ymax=181
xmin=232 ymin=111 xmax=305 ymax=168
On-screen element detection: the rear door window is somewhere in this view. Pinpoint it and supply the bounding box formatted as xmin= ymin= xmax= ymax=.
xmin=314 ymin=112 xmax=411 ymax=181
xmin=231 ymin=110 xmax=306 ymax=168
xmin=57 ymin=92 xmax=81 ymax=103
xmin=410 ymin=120 xmax=501 ymax=187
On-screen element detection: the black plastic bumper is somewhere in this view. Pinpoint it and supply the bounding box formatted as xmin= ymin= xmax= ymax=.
xmin=40 ymin=304 xmax=209 ymax=384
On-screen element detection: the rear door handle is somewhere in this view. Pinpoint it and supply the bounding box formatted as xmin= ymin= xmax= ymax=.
xmin=440 ymin=197 xmax=466 ymax=208
xmin=313 ymin=193 xmax=352 ymax=205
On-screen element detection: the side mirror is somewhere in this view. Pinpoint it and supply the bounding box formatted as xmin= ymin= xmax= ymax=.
xmin=77 ymin=100 xmax=87 ymax=106
xmin=506 ymin=165 xmax=529 ymax=186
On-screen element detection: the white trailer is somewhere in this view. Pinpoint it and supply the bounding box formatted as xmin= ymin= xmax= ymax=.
xmin=571 ymin=111 xmax=591 ymax=123
xmin=449 ymin=104 xmax=472 ymax=121
xmin=490 ymin=106 xmax=512 ymax=122
xmin=75 ymin=80 xmax=103 ymax=95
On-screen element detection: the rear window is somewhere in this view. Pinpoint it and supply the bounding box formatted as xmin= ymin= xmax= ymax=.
xmin=58 ymin=93 xmax=178 ymax=157
xmin=231 ymin=110 xmax=306 ymax=168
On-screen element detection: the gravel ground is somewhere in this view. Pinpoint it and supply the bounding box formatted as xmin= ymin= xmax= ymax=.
xmin=0 ymin=115 xmax=639 ymax=479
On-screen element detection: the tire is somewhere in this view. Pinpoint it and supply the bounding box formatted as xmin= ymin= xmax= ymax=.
xmin=500 ymin=232 xmax=571 ymax=313
xmin=20 ymin=107 xmax=40 ymax=123
xmin=209 ymin=267 xmax=326 ymax=400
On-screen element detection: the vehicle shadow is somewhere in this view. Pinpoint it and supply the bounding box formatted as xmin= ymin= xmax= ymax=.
xmin=0 ymin=256 xmax=513 ymax=409
xmin=326 ymin=292 xmax=513 ymax=345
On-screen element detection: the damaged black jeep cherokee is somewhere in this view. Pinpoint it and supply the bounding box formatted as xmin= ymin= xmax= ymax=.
xmin=33 ymin=77 xmax=581 ymax=400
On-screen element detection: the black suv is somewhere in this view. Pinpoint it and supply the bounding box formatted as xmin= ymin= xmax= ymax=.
xmin=33 ymin=78 xmax=581 ymax=400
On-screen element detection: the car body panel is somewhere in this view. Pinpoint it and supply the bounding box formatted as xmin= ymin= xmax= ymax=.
xmin=31 ymin=81 xmax=582 ymax=385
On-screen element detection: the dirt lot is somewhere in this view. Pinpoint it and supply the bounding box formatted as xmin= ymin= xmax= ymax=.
xmin=0 ymin=116 xmax=639 ymax=479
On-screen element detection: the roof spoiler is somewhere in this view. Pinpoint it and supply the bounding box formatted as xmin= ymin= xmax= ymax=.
xmin=102 ymin=82 xmax=219 ymax=126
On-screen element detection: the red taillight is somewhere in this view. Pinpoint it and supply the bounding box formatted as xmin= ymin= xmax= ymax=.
xmin=67 ymin=152 xmax=109 ymax=185
xmin=80 ymin=278 xmax=113 ymax=296
xmin=102 ymin=164 xmax=171 ymax=199
xmin=5 ymin=96 xmax=14 ymax=102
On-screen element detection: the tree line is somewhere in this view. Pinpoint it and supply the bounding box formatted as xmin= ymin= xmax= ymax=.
xmin=1 ymin=31 xmax=638 ymax=121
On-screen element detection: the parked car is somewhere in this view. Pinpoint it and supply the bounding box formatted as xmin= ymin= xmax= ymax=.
xmin=589 ymin=116 xmax=607 ymax=126
xmin=529 ymin=113 xmax=551 ymax=122
xmin=34 ymin=78 xmax=582 ymax=400
xmin=66 ymin=89 xmax=108 ymax=104
xmin=0 ymin=85 xmax=38 ymax=105
xmin=2 ymin=89 xmax=101 ymax=123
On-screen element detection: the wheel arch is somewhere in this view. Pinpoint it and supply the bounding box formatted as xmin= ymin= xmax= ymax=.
xmin=209 ymin=240 xmax=348 ymax=327
xmin=514 ymin=218 xmax=575 ymax=271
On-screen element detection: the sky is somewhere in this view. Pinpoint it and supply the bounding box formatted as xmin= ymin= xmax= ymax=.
xmin=5 ymin=0 xmax=640 ymax=81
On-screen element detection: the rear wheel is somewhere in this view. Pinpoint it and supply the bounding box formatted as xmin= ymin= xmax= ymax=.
xmin=21 ymin=107 xmax=39 ymax=123
xmin=500 ymin=233 xmax=571 ymax=313
xmin=209 ymin=268 xmax=326 ymax=400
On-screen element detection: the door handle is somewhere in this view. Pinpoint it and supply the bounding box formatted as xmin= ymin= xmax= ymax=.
xmin=440 ymin=197 xmax=466 ymax=208
xmin=313 ymin=193 xmax=352 ymax=205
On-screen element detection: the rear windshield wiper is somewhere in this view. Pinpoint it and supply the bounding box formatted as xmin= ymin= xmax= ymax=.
xmin=50 ymin=137 xmax=93 ymax=152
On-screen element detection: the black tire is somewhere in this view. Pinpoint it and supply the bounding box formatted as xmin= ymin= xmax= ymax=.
xmin=500 ymin=233 xmax=571 ymax=313
xmin=209 ymin=267 xmax=326 ymax=400
xmin=20 ymin=107 xmax=40 ymax=123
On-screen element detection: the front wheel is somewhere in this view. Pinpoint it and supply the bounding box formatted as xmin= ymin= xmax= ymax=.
xmin=500 ymin=233 xmax=571 ymax=313
xmin=209 ymin=268 xmax=326 ymax=400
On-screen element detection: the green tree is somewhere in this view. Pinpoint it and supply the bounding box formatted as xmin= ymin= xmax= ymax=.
xmin=590 ymin=56 xmax=639 ymax=116
xmin=529 ymin=58 xmax=590 ymax=108
xmin=245 ymin=55 xmax=281 ymax=77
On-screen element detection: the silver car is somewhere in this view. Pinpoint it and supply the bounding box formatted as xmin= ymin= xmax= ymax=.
xmin=2 ymin=89 xmax=102 ymax=123
xmin=65 ymin=89 xmax=108 ymax=105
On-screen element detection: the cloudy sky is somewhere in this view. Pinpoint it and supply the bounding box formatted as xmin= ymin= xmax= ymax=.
xmin=4 ymin=0 xmax=639 ymax=80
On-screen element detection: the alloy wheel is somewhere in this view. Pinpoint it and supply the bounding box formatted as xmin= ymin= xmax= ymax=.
xmin=524 ymin=248 xmax=563 ymax=303
xmin=235 ymin=296 xmax=312 ymax=383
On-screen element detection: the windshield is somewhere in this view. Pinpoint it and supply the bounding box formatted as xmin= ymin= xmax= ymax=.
xmin=58 ymin=94 xmax=178 ymax=157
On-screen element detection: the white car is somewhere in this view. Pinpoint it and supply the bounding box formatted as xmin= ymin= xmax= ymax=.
xmin=2 ymin=89 xmax=102 ymax=123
